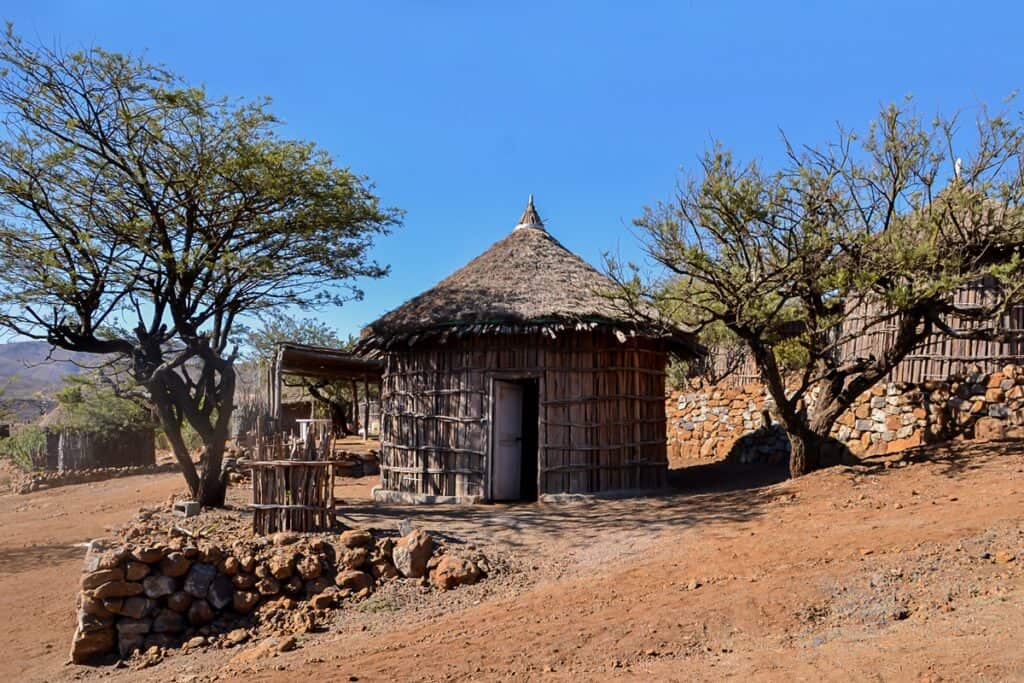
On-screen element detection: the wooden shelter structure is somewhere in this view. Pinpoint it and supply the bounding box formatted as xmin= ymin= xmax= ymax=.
xmin=357 ymin=196 xmax=703 ymax=503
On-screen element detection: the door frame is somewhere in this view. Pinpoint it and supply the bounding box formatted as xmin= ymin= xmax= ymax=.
xmin=486 ymin=372 xmax=542 ymax=502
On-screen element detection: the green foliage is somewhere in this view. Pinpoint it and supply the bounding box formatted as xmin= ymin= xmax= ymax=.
xmin=0 ymin=28 xmax=400 ymax=502
xmin=616 ymin=97 xmax=1024 ymax=474
xmin=243 ymin=315 xmax=354 ymax=362
xmin=0 ymin=424 xmax=46 ymax=471
xmin=53 ymin=377 xmax=153 ymax=434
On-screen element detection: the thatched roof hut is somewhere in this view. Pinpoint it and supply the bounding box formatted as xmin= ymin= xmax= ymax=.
xmin=359 ymin=197 xmax=702 ymax=503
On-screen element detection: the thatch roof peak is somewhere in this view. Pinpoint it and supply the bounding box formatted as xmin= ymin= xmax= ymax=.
xmin=358 ymin=204 xmax=701 ymax=355
xmin=515 ymin=194 xmax=545 ymax=231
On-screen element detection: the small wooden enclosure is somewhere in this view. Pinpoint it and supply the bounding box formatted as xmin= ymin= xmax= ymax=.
xmin=359 ymin=197 xmax=701 ymax=503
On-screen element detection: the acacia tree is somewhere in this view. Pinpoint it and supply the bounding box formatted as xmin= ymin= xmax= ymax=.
xmin=615 ymin=101 xmax=1024 ymax=477
xmin=244 ymin=314 xmax=362 ymax=434
xmin=0 ymin=30 xmax=400 ymax=504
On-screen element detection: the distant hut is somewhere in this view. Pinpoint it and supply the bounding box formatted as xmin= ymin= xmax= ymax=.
xmin=358 ymin=197 xmax=702 ymax=503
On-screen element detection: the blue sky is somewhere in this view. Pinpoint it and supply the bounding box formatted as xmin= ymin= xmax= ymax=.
xmin=6 ymin=1 xmax=1024 ymax=338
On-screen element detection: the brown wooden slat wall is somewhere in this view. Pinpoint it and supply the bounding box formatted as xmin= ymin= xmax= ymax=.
xmin=378 ymin=332 xmax=668 ymax=498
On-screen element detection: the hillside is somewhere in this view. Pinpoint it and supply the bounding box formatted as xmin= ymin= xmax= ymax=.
xmin=0 ymin=341 xmax=94 ymax=421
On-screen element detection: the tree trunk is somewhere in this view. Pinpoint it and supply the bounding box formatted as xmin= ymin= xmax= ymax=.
xmin=788 ymin=429 xmax=823 ymax=477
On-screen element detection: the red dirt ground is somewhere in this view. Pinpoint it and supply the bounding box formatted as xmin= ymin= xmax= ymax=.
xmin=2 ymin=442 xmax=1022 ymax=682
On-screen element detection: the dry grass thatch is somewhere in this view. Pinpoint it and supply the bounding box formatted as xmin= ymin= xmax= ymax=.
xmin=358 ymin=203 xmax=699 ymax=354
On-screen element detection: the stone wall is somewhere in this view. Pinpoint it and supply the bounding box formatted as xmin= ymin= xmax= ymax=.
xmin=667 ymin=364 xmax=1024 ymax=464
xmin=71 ymin=524 xmax=484 ymax=664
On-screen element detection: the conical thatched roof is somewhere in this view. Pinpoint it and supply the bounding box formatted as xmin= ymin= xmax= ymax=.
xmin=358 ymin=197 xmax=701 ymax=355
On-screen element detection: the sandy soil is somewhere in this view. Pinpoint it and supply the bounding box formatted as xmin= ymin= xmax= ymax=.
xmin=2 ymin=442 xmax=1022 ymax=682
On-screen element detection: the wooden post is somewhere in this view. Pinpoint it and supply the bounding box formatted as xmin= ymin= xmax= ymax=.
xmin=363 ymin=376 xmax=371 ymax=442
xmin=351 ymin=380 xmax=360 ymax=436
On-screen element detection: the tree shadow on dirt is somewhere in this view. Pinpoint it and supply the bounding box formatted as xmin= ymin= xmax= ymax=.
xmin=0 ymin=542 xmax=83 ymax=575
xmin=850 ymin=439 xmax=1022 ymax=479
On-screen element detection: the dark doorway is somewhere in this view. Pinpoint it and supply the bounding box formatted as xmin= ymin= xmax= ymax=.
xmin=519 ymin=378 xmax=539 ymax=501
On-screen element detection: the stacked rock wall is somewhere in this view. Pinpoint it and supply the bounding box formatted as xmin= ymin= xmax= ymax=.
xmin=667 ymin=364 xmax=1024 ymax=463
xmin=70 ymin=526 xmax=483 ymax=664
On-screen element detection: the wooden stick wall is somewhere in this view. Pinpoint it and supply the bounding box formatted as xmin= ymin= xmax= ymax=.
xmin=378 ymin=332 xmax=669 ymax=498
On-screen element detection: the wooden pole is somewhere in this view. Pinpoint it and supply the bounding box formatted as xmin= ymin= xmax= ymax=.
xmin=363 ymin=376 xmax=371 ymax=442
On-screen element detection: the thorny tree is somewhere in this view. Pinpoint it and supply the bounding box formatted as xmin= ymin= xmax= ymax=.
xmin=0 ymin=30 xmax=400 ymax=505
xmin=614 ymin=100 xmax=1024 ymax=477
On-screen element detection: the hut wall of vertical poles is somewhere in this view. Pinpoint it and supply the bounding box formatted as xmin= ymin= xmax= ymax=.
xmin=378 ymin=331 xmax=668 ymax=500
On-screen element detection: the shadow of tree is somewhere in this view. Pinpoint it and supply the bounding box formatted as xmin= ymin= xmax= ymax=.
xmin=851 ymin=439 xmax=1022 ymax=479
xmin=0 ymin=542 xmax=83 ymax=575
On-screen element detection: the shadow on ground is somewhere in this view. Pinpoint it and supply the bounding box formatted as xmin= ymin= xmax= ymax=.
xmin=337 ymin=457 xmax=791 ymax=555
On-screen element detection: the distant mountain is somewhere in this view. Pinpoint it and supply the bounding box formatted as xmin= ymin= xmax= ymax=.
xmin=0 ymin=341 xmax=92 ymax=400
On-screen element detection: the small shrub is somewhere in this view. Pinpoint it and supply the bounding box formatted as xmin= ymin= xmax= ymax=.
xmin=0 ymin=425 xmax=47 ymax=471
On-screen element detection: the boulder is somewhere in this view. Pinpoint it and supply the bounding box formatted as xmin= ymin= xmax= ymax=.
xmin=310 ymin=587 xmax=340 ymax=610
xmin=256 ymin=576 xmax=281 ymax=596
xmin=81 ymin=568 xmax=124 ymax=590
xmin=118 ymin=634 xmax=146 ymax=658
xmin=124 ymin=561 xmax=150 ymax=582
xmin=430 ymin=556 xmax=481 ymax=590
xmin=160 ymin=552 xmax=191 ymax=577
xmin=167 ymin=590 xmax=192 ymax=613
xmin=272 ymin=531 xmax=300 ymax=546
xmin=393 ymin=529 xmax=434 ymax=578
xmin=92 ymin=580 xmax=144 ymax=600
xmin=340 ymin=547 xmax=370 ymax=571
xmin=233 ymin=590 xmax=260 ymax=614
xmin=283 ymin=575 xmax=305 ymax=595
xmin=184 ymin=563 xmax=218 ymax=598
xmin=207 ymin=575 xmax=234 ymax=610
xmin=187 ymin=599 xmax=215 ymax=625
xmin=143 ymin=574 xmax=177 ymax=599
xmin=334 ymin=569 xmax=373 ymax=594
xmin=369 ymin=557 xmax=399 ymax=581
xmin=118 ymin=596 xmax=152 ymax=620
xmin=219 ymin=556 xmax=241 ymax=576
xmin=70 ymin=618 xmax=116 ymax=663
xmin=115 ymin=617 xmax=152 ymax=636
xmin=132 ymin=546 xmax=167 ymax=564
xmin=268 ymin=552 xmax=296 ymax=580
xmin=152 ymin=608 xmax=185 ymax=634
xmin=339 ymin=529 xmax=373 ymax=549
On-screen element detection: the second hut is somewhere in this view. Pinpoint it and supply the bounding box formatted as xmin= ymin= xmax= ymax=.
xmin=358 ymin=197 xmax=702 ymax=503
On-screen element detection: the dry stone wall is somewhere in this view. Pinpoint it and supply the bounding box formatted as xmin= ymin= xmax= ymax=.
xmin=71 ymin=524 xmax=484 ymax=664
xmin=667 ymin=364 xmax=1024 ymax=463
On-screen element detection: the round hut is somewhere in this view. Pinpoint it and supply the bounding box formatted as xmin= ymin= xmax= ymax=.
xmin=358 ymin=197 xmax=702 ymax=503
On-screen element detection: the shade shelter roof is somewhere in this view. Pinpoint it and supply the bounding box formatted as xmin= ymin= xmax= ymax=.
xmin=275 ymin=343 xmax=383 ymax=381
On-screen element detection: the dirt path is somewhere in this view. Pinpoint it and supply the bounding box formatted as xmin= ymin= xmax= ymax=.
xmin=0 ymin=471 xmax=186 ymax=682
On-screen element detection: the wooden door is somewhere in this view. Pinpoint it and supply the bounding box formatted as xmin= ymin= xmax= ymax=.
xmin=492 ymin=380 xmax=523 ymax=500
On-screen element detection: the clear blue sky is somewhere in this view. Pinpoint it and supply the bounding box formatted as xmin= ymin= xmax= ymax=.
xmin=7 ymin=1 xmax=1024 ymax=337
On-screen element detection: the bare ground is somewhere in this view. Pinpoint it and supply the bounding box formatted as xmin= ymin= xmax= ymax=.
xmin=1 ymin=441 xmax=1022 ymax=682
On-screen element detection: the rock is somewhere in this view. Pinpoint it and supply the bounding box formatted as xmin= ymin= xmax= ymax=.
xmin=229 ymin=636 xmax=294 ymax=666
xmin=183 ymin=636 xmax=206 ymax=650
xmin=144 ymin=633 xmax=175 ymax=651
xmin=143 ymin=574 xmax=177 ymax=599
xmin=167 ymin=590 xmax=192 ymax=613
xmin=70 ymin=622 xmax=116 ymax=663
xmin=187 ymin=599 xmax=215 ymax=625
xmin=160 ymin=552 xmax=191 ymax=577
xmin=225 ymin=628 xmax=250 ymax=646
xmin=81 ymin=594 xmax=115 ymax=619
xmin=152 ymin=608 xmax=185 ymax=634
xmin=233 ymin=573 xmax=256 ymax=590
xmin=975 ymin=416 xmax=1006 ymax=441
xmin=430 ymin=556 xmax=481 ymax=590
xmin=132 ymin=547 xmax=167 ymax=564
xmin=393 ymin=529 xmax=434 ymax=578
xmin=268 ymin=553 xmax=296 ymax=580
xmin=334 ymin=570 xmax=373 ymax=593
xmin=256 ymin=576 xmax=281 ymax=596
xmin=305 ymin=576 xmax=333 ymax=596
xmin=272 ymin=531 xmax=300 ymax=546
xmin=375 ymin=537 xmax=396 ymax=559
xmin=994 ymin=550 xmax=1017 ymax=564
xmin=116 ymin=617 xmax=152 ymax=636
xmin=296 ymin=555 xmax=321 ymax=580
xmin=124 ymin=561 xmax=150 ymax=582
xmin=283 ymin=575 xmax=305 ymax=595
xmin=118 ymin=634 xmax=146 ymax=658
xmin=340 ymin=547 xmax=370 ymax=571
xmin=93 ymin=580 xmax=145 ymax=600
xmin=279 ymin=635 xmax=298 ymax=652
xmin=339 ymin=529 xmax=373 ymax=549
xmin=219 ymin=556 xmax=241 ymax=576
xmin=233 ymin=590 xmax=260 ymax=614
xmin=181 ymin=545 xmax=200 ymax=560
xmin=310 ymin=587 xmax=340 ymax=609
xmin=207 ymin=574 xmax=234 ymax=610
xmin=184 ymin=563 xmax=218 ymax=598
xmin=81 ymin=568 xmax=125 ymax=590
xmin=118 ymin=596 xmax=152 ymax=620
xmin=369 ymin=557 xmax=399 ymax=581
